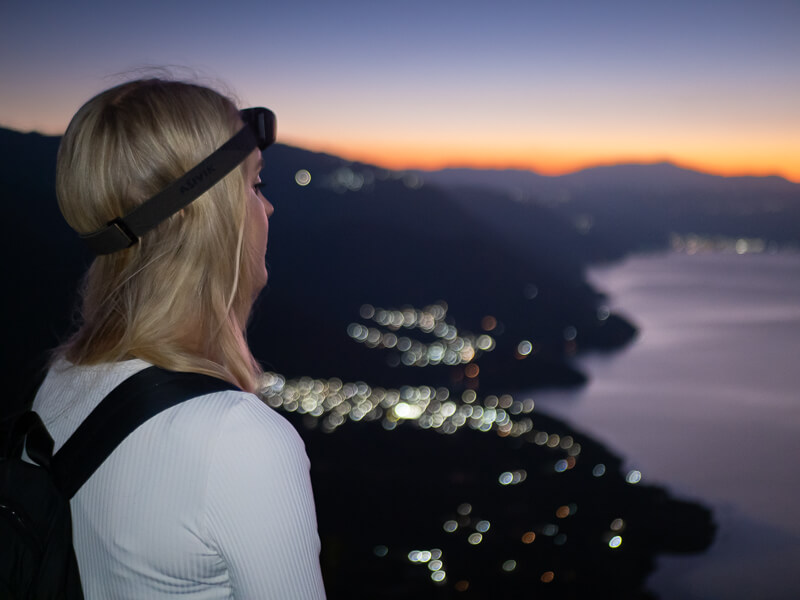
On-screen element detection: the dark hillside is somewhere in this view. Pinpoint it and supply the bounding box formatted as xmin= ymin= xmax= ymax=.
xmin=419 ymin=163 xmax=800 ymax=260
xmin=1 ymin=127 xmax=635 ymax=409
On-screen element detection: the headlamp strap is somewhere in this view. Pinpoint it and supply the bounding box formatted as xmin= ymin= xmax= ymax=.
xmin=80 ymin=124 xmax=258 ymax=255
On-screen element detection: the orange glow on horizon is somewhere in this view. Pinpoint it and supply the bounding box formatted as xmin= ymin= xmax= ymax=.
xmin=282 ymin=135 xmax=800 ymax=183
xmin=2 ymin=118 xmax=797 ymax=184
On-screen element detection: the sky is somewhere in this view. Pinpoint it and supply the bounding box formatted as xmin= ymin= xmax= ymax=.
xmin=2 ymin=0 xmax=799 ymax=181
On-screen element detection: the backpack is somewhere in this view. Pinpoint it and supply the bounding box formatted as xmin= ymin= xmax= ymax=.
xmin=0 ymin=366 xmax=237 ymax=600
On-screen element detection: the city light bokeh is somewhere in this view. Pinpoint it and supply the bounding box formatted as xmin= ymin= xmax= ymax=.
xmin=245 ymin=304 xmax=713 ymax=597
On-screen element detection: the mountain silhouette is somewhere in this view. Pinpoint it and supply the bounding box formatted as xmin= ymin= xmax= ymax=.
xmin=417 ymin=163 xmax=800 ymax=259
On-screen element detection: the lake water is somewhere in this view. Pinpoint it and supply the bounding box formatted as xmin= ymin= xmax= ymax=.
xmin=533 ymin=251 xmax=800 ymax=600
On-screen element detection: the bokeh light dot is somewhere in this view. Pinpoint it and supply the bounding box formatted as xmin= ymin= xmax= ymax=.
xmin=521 ymin=531 xmax=536 ymax=544
xmin=626 ymin=470 xmax=642 ymax=484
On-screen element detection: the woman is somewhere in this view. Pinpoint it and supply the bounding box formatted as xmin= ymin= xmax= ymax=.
xmin=32 ymin=78 xmax=326 ymax=598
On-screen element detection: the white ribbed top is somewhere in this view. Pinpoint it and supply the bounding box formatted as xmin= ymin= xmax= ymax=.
xmin=33 ymin=359 xmax=326 ymax=599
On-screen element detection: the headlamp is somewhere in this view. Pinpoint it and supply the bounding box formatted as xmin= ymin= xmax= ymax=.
xmin=80 ymin=107 xmax=276 ymax=255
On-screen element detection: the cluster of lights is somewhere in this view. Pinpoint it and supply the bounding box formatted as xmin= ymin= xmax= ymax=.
xmin=381 ymin=494 xmax=590 ymax=593
xmin=256 ymin=300 xmax=650 ymax=591
xmin=317 ymin=165 xmax=424 ymax=194
xmin=326 ymin=166 xmax=374 ymax=193
xmin=347 ymin=303 xmax=495 ymax=367
xmin=258 ymin=373 xmax=580 ymax=450
xmin=407 ymin=548 xmax=447 ymax=583
xmin=604 ymin=517 xmax=627 ymax=549
xmin=256 ymin=363 xmax=642 ymax=589
xmin=434 ymin=499 xmax=582 ymax=587
xmin=498 ymin=470 xmax=527 ymax=485
xmin=669 ymin=233 xmax=785 ymax=255
xmin=442 ymin=503 xmax=493 ymax=548
xmin=393 ymin=466 xmax=628 ymax=589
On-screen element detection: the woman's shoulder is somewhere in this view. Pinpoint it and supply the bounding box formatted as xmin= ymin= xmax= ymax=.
xmin=194 ymin=387 xmax=307 ymax=462
xmin=195 ymin=384 xmax=296 ymax=427
xmin=34 ymin=359 xmax=301 ymax=455
xmin=34 ymin=358 xmax=156 ymax=449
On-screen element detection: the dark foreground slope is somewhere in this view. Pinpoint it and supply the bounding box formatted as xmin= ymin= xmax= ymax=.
xmin=277 ymin=391 xmax=715 ymax=599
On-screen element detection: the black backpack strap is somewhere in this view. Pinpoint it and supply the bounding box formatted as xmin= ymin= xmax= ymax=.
xmin=1 ymin=410 xmax=54 ymax=465
xmin=1 ymin=364 xmax=52 ymax=462
xmin=51 ymin=366 xmax=239 ymax=499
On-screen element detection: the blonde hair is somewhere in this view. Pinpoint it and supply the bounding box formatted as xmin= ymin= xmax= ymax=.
xmin=55 ymin=78 xmax=263 ymax=392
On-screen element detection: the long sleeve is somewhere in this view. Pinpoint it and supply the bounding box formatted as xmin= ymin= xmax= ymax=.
xmin=203 ymin=396 xmax=326 ymax=599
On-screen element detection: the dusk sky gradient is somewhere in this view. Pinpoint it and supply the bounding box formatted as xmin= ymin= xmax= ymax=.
xmin=2 ymin=0 xmax=798 ymax=181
